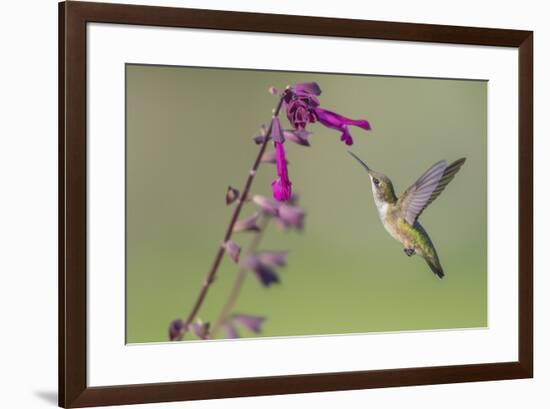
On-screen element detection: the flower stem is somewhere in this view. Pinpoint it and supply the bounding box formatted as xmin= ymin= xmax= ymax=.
xmin=210 ymin=216 xmax=270 ymax=338
xmin=179 ymin=96 xmax=285 ymax=339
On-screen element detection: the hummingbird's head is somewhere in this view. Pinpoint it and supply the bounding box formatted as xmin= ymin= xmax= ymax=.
xmin=348 ymin=151 xmax=397 ymax=204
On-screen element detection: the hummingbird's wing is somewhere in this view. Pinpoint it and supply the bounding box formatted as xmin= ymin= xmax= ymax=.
xmin=398 ymin=158 xmax=466 ymax=225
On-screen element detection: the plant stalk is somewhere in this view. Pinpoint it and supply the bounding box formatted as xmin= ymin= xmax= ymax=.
xmin=210 ymin=216 xmax=270 ymax=338
xmin=178 ymin=95 xmax=285 ymax=339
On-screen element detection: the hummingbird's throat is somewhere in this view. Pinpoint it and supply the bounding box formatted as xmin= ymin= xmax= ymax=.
xmin=373 ymin=196 xmax=389 ymax=222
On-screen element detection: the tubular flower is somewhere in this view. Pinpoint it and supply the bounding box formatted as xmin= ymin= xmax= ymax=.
xmin=314 ymin=107 xmax=371 ymax=146
xmin=269 ymin=116 xmax=292 ymax=202
xmin=271 ymin=141 xmax=292 ymax=202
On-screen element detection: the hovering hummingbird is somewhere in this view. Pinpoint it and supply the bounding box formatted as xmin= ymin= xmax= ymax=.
xmin=348 ymin=151 xmax=466 ymax=279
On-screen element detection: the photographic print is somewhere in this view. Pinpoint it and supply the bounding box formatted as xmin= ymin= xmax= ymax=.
xmin=125 ymin=65 xmax=487 ymax=344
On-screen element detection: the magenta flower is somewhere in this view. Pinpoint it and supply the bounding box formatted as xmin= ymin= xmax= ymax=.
xmin=266 ymin=82 xmax=370 ymax=202
xmin=282 ymin=82 xmax=371 ymax=146
xmin=268 ymin=116 xmax=292 ymax=202
xmin=314 ymin=107 xmax=371 ymax=146
xmin=282 ymin=82 xmax=321 ymax=130
xmin=271 ymin=142 xmax=292 ymax=202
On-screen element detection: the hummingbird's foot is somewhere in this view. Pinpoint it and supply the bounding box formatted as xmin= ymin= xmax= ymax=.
xmin=404 ymin=248 xmax=416 ymax=257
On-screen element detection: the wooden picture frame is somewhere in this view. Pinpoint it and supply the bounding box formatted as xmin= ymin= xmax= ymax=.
xmin=59 ymin=1 xmax=533 ymax=407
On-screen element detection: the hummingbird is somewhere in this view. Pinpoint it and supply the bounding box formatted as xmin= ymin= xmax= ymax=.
xmin=348 ymin=151 xmax=466 ymax=279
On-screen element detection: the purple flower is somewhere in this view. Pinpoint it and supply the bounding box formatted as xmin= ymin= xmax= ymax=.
xmin=276 ymin=204 xmax=305 ymax=230
xmin=233 ymin=213 xmax=261 ymax=233
xmin=223 ymin=240 xmax=241 ymax=263
xmin=271 ymin=142 xmax=292 ymax=202
xmin=244 ymin=254 xmax=280 ymax=287
xmin=232 ymin=314 xmax=265 ymax=333
xmin=282 ymin=82 xmax=371 ymax=146
xmin=169 ymin=319 xmax=185 ymax=341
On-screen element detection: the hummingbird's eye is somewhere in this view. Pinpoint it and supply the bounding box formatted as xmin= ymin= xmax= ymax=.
xmin=373 ymin=178 xmax=380 ymax=186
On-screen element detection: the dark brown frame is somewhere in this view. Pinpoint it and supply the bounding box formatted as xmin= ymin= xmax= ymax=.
xmin=59 ymin=1 xmax=533 ymax=407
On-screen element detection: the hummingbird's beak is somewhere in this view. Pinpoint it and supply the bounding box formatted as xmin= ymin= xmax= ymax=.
xmin=348 ymin=151 xmax=371 ymax=174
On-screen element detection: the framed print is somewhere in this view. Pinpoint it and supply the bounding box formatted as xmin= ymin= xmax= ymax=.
xmin=59 ymin=1 xmax=533 ymax=407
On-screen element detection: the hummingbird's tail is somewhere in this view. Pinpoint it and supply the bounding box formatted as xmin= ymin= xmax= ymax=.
xmin=425 ymin=258 xmax=444 ymax=279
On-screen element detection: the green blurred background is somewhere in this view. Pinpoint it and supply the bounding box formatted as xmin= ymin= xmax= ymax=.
xmin=126 ymin=64 xmax=487 ymax=344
